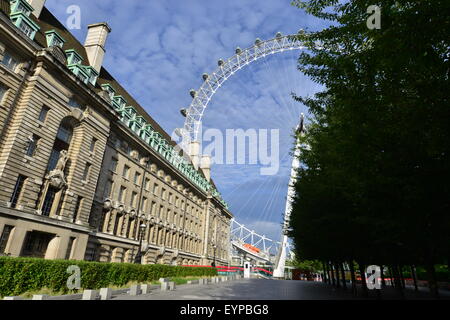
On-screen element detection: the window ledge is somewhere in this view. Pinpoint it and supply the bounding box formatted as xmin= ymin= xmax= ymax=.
xmin=36 ymin=120 xmax=46 ymax=128
xmin=23 ymin=155 xmax=34 ymax=163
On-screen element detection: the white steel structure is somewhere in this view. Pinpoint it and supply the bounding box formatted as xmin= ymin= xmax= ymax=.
xmin=179 ymin=32 xmax=306 ymax=147
xmin=230 ymin=218 xmax=280 ymax=263
xmin=178 ymin=32 xmax=308 ymax=270
xmin=273 ymin=114 xmax=305 ymax=278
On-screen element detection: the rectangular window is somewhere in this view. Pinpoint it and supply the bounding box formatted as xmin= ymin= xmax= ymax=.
xmin=89 ymin=138 xmax=97 ymax=153
xmin=1 ymin=51 xmax=19 ymax=71
xmin=141 ymin=197 xmax=148 ymax=212
xmin=38 ymin=106 xmax=49 ymax=122
xmin=82 ymin=163 xmax=91 ymax=181
xmin=159 ymin=205 xmax=164 ymax=219
xmin=10 ymin=175 xmax=26 ymax=208
xmin=122 ymin=165 xmax=130 ymax=179
xmin=153 ymin=184 xmax=159 ymax=196
xmin=104 ymin=180 xmax=113 ymax=199
xmin=110 ymin=158 xmax=118 ymax=172
xmin=144 ymin=178 xmax=150 ymax=191
xmin=161 ymin=188 xmax=166 ymax=200
xmin=151 ymin=201 xmax=156 ymax=216
xmin=73 ymin=196 xmax=82 ymax=223
xmin=50 ymin=36 xmax=64 ymax=48
xmin=0 ymin=225 xmax=14 ymax=254
xmin=118 ymin=186 xmax=126 ymax=203
xmin=65 ymin=237 xmax=76 ymax=260
xmin=47 ymin=149 xmax=60 ymax=172
xmin=169 ymin=193 xmax=173 ymax=204
xmin=134 ymin=172 xmax=141 ymax=185
xmin=18 ymin=20 xmax=34 ymax=38
xmin=0 ymin=84 xmax=7 ymax=103
xmin=131 ymin=191 xmax=138 ymax=208
xmin=42 ymin=186 xmax=58 ymax=216
xmin=25 ymin=134 xmax=39 ymax=157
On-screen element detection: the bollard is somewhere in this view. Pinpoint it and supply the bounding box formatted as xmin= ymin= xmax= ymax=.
xmin=161 ymin=282 xmax=169 ymax=291
xmin=130 ymin=285 xmax=141 ymax=296
xmin=141 ymin=284 xmax=150 ymax=294
xmin=82 ymin=290 xmax=98 ymax=300
xmin=99 ymin=288 xmax=112 ymax=300
xmin=168 ymin=282 xmax=176 ymax=291
xmin=32 ymin=294 xmax=49 ymax=300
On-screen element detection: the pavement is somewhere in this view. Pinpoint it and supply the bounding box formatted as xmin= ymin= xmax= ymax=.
xmin=110 ymin=279 xmax=450 ymax=300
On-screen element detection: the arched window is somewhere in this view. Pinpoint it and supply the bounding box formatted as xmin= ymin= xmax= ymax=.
xmin=47 ymin=119 xmax=74 ymax=172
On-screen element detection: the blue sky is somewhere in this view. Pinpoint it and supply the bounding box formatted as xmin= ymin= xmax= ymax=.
xmin=45 ymin=0 xmax=328 ymax=244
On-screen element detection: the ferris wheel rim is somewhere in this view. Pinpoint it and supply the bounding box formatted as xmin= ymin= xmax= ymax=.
xmin=180 ymin=34 xmax=307 ymax=148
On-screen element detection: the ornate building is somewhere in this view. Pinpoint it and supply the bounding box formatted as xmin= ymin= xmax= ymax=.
xmin=0 ymin=0 xmax=232 ymax=266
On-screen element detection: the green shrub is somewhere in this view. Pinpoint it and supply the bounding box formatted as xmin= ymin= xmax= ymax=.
xmin=0 ymin=257 xmax=216 ymax=297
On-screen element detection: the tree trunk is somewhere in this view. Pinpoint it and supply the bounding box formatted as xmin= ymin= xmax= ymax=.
xmin=329 ymin=262 xmax=336 ymax=286
xmin=349 ymin=261 xmax=357 ymax=296
xmin=393 ymin=265 xmax=404 ymax=299
xmin=399 ymin=265 xmax=406 ymax=289
xmin=411 ymin=265 xmax=418 ymax=291
xmin=322 ymin=261 xmax=328 ymax=283
xmin=425 ymin=263 xmax=439 ymax=299
xmin=388 ymin=266 xmax=395 ymax=287
xmin=335 ymin=263 xmax=341 ymax=288
xmin=380 ymin=265 xmax=386 ymax=288
xmin=358 ymin=262 xmax=368 ymax=298
xmin=340 ymin=262 xmax=347 ymax=290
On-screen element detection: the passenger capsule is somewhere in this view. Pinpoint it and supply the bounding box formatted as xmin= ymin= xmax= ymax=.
xmin=189 ymin=89 xmax=196 ymax=98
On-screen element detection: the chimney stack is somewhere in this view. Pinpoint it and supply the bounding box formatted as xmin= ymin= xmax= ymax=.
xmin=188 ymin=141 xmax=200 ymax=170
xmin=200 ymin=155 xmax=211 ymax=182
xmin=27 ymin=0 xmax=46 ymax=18
xmin=84 ymin=23 xmax=111 ymax=73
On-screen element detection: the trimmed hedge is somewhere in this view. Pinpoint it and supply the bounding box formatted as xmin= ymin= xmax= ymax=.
xmin=0 ymin=256 xmax=217 ymax=297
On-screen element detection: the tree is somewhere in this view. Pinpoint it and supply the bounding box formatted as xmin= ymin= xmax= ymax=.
xmin=288 ymin=0 xmax=450 ymax=298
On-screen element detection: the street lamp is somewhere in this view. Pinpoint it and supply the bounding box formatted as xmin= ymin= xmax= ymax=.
xmin=212 ymin=244 xmax=217 ymax=267
xmin=134 ymin=223 xmax=147 ymax=264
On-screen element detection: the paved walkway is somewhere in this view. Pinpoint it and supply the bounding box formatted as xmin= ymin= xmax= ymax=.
xmin=111 ymin=279 xmax=449 ymax=300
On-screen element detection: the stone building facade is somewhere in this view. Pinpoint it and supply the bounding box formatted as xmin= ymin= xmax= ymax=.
xmin=0 ymin=0 xmax=232 ymax=266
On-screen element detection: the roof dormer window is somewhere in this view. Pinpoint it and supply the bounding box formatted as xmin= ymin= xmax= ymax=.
xmin=10 ymin=0 xmax=33 ymax=16
xmin=9 ymin=1 xmax=40 ymax=40
xmin=67 ymin=64 xmax=90 ymax=85
xmin=65 ymin=49 xmax=83 ymax=65
xmin=45 ymin=30 xmax=66 ymax=48
xmin=113 ymin=96 xmax=127 ymax=110
xmin=101 ymin=84 xmax=116 ymax=99
xmin=85 ymin=67 xmax=99 ymax=86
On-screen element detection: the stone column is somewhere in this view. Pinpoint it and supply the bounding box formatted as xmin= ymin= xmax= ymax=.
xmin=102 ymin=210 xmax=111 ymax=233
xmin=121 ymin=215 xmax=129 ymax=237
xmin=108 ymin=210 xmax=117 ymax=234
xmin=44 ymin=235 xmax=61 ymax=260
xmin=7 ymin=227 xmax=27 ymax=257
